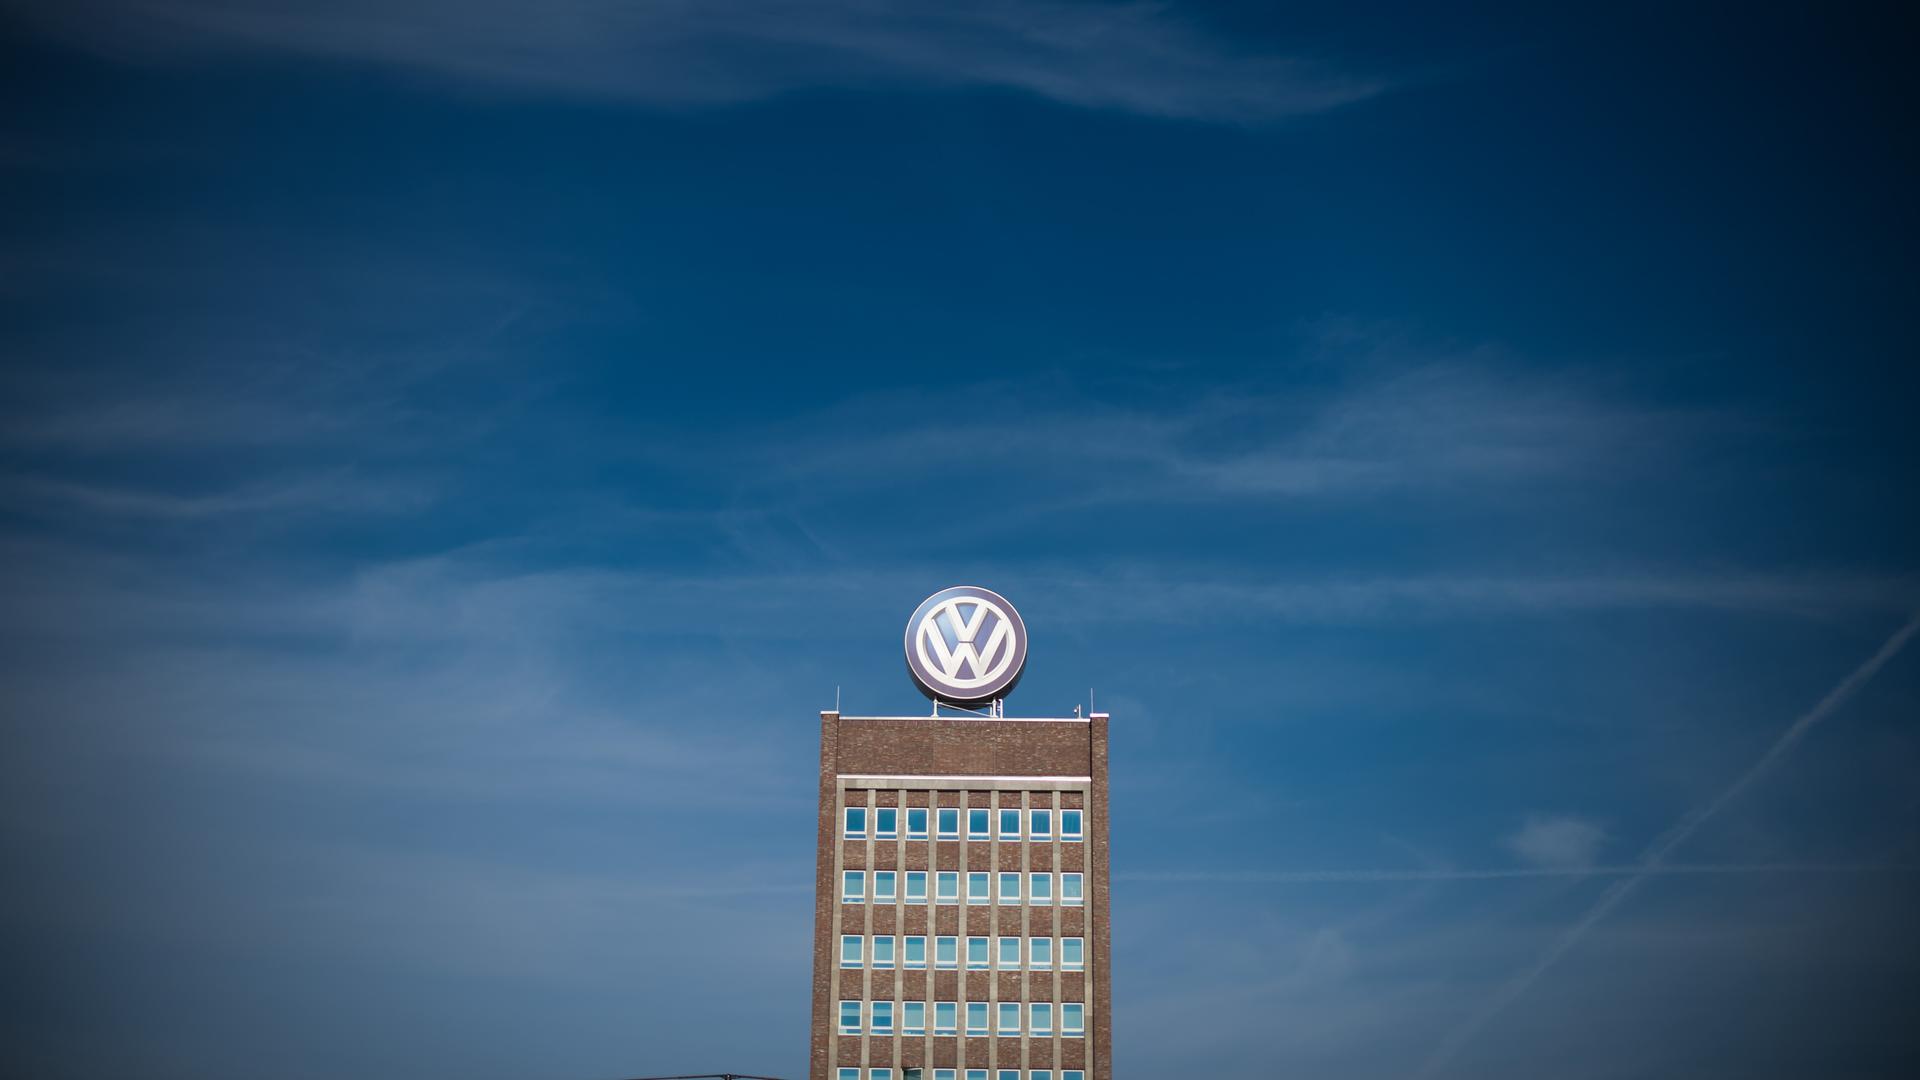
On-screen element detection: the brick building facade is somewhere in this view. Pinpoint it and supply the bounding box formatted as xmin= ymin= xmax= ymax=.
xmin=808 ymin=711 xmax=1112 ymax=1080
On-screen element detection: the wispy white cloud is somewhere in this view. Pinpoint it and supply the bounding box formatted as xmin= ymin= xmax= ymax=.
xmin=17 ymin=0 xmax=1384 ymax=121
xmin=1504 ymin=814 xmax=1606 ymax=870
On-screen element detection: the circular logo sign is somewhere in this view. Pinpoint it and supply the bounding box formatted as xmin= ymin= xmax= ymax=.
xmin=904 ymin=585 xmax=1029 ymax=703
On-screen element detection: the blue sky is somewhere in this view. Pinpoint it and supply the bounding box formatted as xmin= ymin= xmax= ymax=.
xmin=2 ymin=2 xmax=1917 ymax=1077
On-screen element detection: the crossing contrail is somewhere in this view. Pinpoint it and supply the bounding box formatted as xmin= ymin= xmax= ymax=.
xmin=1118 ymin=863 xmax=1915 ymax=884
xmin=1415 ymin=612 xmax=1920 ymax=1079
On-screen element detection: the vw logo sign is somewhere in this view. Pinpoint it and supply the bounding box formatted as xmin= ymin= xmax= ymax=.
xmin=904 ymin=586 xmax=1028 ymax=703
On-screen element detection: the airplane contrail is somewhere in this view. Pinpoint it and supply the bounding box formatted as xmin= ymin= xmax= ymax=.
xmin=1415 ymin=612 xmax=1920 ymax=1079
xmin=1118 ymin=863 xmax=1915 ymax=884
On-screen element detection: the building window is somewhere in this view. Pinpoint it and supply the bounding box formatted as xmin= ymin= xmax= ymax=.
xmin=934 ymin=1001 xmax=957 ymax=1036
xmin=968 ymin=808 xmax=990 ymax=839
xmin=904 ymin=935 xmax=926 ymax=969
xmin=997 ymin=1002 xmax=1020 ymax=1036
xmin=933 ymin=1072 xmax=957 ymax=1080
xmin=998 ymin=872 xmax=1020 ymax=903
xmin=967 ymin=1071 xmax=988 ymax=1080
xmin=998 ymin=808 xmax=1021 ymax=840
xmin=966 ymin=872 xmax=989 ymax=904
xmin=1061 ymin=937 xmax=1084 ymax=971
xmin=1061 ymin=809 xmax=1083 ymax=841
xmin=876 ymin=807 xmax=898 ymax=840
xmin=904 ymin=1001 xmax=926 ymax=1036
xmin=872 ymin=936 xmax=896 ymax=970
xmin=840 ymin=935 xmax=862 ymax=968
xmin=843 ymin=807 xmax=868 ymax=839
xmin=966 ymin=1002 xmax=988 ymax=1036
xmin=1062 ymin=1003 xmax=1084 ymax=1037
xmin=1030 ymin=809 xmax=1052 ymax=840
xmin=966 ymin=936 xmax=989 ymax=969
xmin=907 ymin=807 xmax=928 ymax=839
xmin=1032 ymin=1073 xmax=1053 ymax=1080
xmin=1061 ymin=872 xmax=1083 ymax=906
xmin=838 ymin=1000 xmax=860 ymax=1034
xmin=872 ymin=1071 xmax=893 ymax=1080
xmin=1063 ymin=1073 xmax=1085 ymax=1080
xmin=1029 ymin=937 xmax=1052 ymax=970
xmin=842 ymin=870 xmax=864 ymax=903
xmin=905 ymin=871 xmax=928 ymax=904
xmin=997 ymin=1072 xmax=1019 ymax=1080
xmin=936 ymin=871 xmax=959 ymax=904
xmin=996 ymin=936 xmax=1020 ymax=970
xmin=937 ymin=808 xmax=959 ymax=839
xmin=1028 ymin=872 xmax=1051 ymax=905
xmin=935 ymin=935 xmax=957 ymax=969
xmin=1030 ymin=1002 xmax=1053 ymax=1036
xmin=838 ymin=1070 xmax=859 ymax=1080
xmin=873 ymin=870 xmax=897 ymax=903
xmin=872 ymin=1001 xmax=895 ymax=1035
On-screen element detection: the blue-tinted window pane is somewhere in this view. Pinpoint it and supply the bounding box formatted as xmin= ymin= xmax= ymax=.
xmin=875 ymin=807 xmax=898 ymax=838
xmin=842 ymin=871 xmax=864 ymax=902
xmin=937 ymin=871 xmax=959 ymax=903
xmin=1063 ymin=1003 xmax=1084 ymax=1035
xmin=967 ymin=872 xmax=989 ymax=903
xmin=873 ymin=871 xmax=897 ymax=902
xmin=839 ymin=1001 xmax=860 ymax=1033
xmin=840 ymin=935 xmax=861 ymax=967
xmin=936 ymin=936 xmax=958 ymax=968
xmin=968 ymin=808 xmax=989 ymax=838
xmin=905 ymin=871 xmax=927 ymax=903
xmin=998 ymin=808 xmax=1020 ymax=838
xmin=907 ymin=807 xmax=928 ymax=838
xmin=966 ymin=1003 xmax=988 ymax=1035
xmin=1062 ymin=937 xmax=1084 ymax=970
xmin=905 ymin=936 xmax=926 ymax=968
xmin=1031 ymin=1002 xmax=1053 ymax=1035
xmin=872 ymin=936 xmax=895 ymax=969
xmin=998 ymin=872 xmax=1019 ymax=902
xmin=872 ymin=1001 xmax=894 ymax=1034
xmin=1061 ymin=809 xmax=1083 ymax=840
xmin=966 ymin=937 xmax=988 ymax=969
xmin=997 ymin=936 xmax=1019 ymax=969
xmin=1029 ymin=873 xmax=1051 ymax=905
xmin=1061 ymin=873 xmax=1083 ymax=905
xmin=935 ymin=1001 xmax=957 ymax=1035
xmin=938 ymin=808 xmax=959 ymax=838
xmin=997 ymin=1002 xmax=1020 ymax=1035
xmin=1030 ymin=809 xmax=1052 ymax=838
xmin=843 ymin=807 xmax=867 ymax=838
xmin=1029 ymin=937 xmax=1052 ymax=969
xmin=904 ymin=1001 xmax=926 ymax=1035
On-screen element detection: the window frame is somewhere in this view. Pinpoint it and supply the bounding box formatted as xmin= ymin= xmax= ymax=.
xmin=966 ymin=871 xmax=989 ymax=904
xmin=936 ymin=871 xmax=959 ymax=904
xmin=934 ymin=935 xmax=958 ymax=970
xmin=996 ymin=1001 xmax=1020 ymax=1036
xmin=904 ymin=935 xmax=926 ymax=970
xmin=1062 ymin=1003 xmax=1084 ymax=1037
xmin=1061 ymin=936 xmax=1084 ymax=971
xmin=838 ymin=1069 xmax=859 ymax=1080
xmin=843 ymin=806 xmax=868 ymax=839
xmin=838 ymin=1000 xmax=860 ymax=1035
xmin=965 ymin=1002 xmax=988 ymax=1036
xmin=1060 ymin=872 xmax=1084 ymax=906
xmin=905 ymin=870 xmax=928 ymax=904
xmin=875 ymin=806 xmax=898 ymax=840
xmin=998 ymin=807 xmax=1021 ymax=840
xmin=937 ymin=807 xmax=959 ymax=839
xmin=997 ymin=871 xmax=1020 ymax=903
xmin=873 ymin=870 xmax=897 ymax=903
xmin=842 ymin=870 xmax=864 ymax=903
xmin=1029 ymin=808 xmax=1052 ymax=840
xmin=1028 ymin=936 xmax=1053 ymax=970
xmin=1060 ymin=808 xmax=1083 ymax=841
xmin=934 ymin=1001 xmax=957 ymax=1036
xmin=871 ymin=935 xmax=896 ymax=970
xmin=906 ymin=806 xmax=928 ymax=839
xmin=903 ymin=1000 xmax=926 ymax=1036
xmin=840 ymin=934 xmax=862 ymax=968
xmin=996 ymin=935 xmax=1020 ymax=970
xmin=1030 ymin=1002 xmax=1053 ymax=1036
xmin=871 ymin=1000 xmax=895 ymax=1035
xmin=1028 ymin=872 xmax=1052 ymax=906
xmin=967 ymin=808 xmax=990 ymax=839
xmin=965 ymin=935 xmax=989 ymax=970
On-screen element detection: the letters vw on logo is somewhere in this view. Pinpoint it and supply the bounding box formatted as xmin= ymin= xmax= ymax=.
xmin=904 ymin=586 xmax=1028 ymax=703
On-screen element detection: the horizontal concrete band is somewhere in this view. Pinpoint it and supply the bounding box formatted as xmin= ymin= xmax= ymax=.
xmin=837 ymin=715 xmax=1092 ymax=724
xmin=838 ymin=774 xmax=1092 ymax=790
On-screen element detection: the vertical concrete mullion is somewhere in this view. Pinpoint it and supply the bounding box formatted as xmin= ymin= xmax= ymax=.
xmin=1052 ymin=788 xmax=1063 ymax=1071
xmin=894 ymin=786 xmax=907 ymax=1071
xmin=986 ymin=788 xmax=999 ymax=1078
xmin=956 ymin=788 xmax=968 ymax=1072
xmin=1019 ymin=789 xmax=1031 ymax=1075
xmin=828 ymin=782 xmax=846 ymax=1080
xmin=862 ymin=788 xmax=876 ymax=1073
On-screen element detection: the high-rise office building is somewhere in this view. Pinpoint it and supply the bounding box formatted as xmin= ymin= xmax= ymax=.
xmin=808 ymin=587 xmax=1111 ymax=1080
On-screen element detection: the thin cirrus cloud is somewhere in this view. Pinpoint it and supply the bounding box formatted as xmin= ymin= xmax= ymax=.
xmin=16 ymin=0 xmax=1386 ymax=121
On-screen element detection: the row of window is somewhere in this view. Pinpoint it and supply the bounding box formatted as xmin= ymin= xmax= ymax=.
xmin=841 ymin=935 xmax=1086 ymax=971
xmin=838 ymin=1071 xmax=1085 ymax=1080
xmin=838 ymin=1000 xmax=1085 ymax=1038
xmin=837 ymin=1071 xmax=1085 ymax=1080
xmin=842 ymin=871 xmax=1085 ymax=906
xmin=845 ymin=807 xmax=1084 ymax=843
